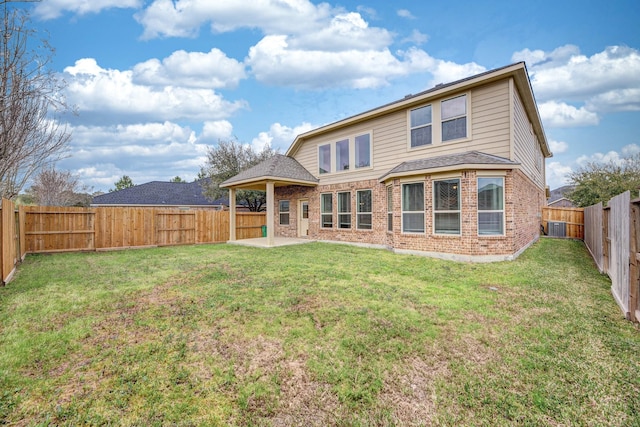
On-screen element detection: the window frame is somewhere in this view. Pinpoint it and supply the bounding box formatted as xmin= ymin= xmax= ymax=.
xmin=441 ymin=94 xmax=467 ymax=142
xmin=401 ymin=182 xmax=425 ymax=234
xmin=386 ymin=185 xmax=393 ymax=232
xmin=318 ymin=144 xmax=331 ymax=175
xmin=337 ymin=191 xmax=352 ymax=229
xmin=409 ymin=104 xmax=433 ymax=148
xmin=320 ymin=193 xmax=333 ymax=229
xmin=433 ymin=178 xmax=461 ymax=235
xmin=336 ymin=138 xmax=350 ymax=171
xmin=355 ymin=133 xmax=371 ymax=169
xmin=279 ymin=200 xmax=290 ymax=226
xmin=477 ymin=177 xmax=505 ymax=236
xmin=356 ymin=189 xmax=372 ymax=230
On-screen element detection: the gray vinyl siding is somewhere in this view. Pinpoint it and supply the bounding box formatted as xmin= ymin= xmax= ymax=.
xmin=294 ymin=80 xmax=514 ymax=185
xmin=513 ymin=88 xmax=545 ymax=189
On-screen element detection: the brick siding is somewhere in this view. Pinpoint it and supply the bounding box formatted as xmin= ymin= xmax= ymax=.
xmin=274 ymin=169 xmax=544 ymax=259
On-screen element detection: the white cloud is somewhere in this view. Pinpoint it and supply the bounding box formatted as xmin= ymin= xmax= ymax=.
xmin=246 ymin=35 xmax=408 ymax=89
xmin=546 ymin=161 xmax=573 ymax=189
xmin=61 ymin=121 xmax=209 ymax=190
xmin=402 ymin=30 xmax=429 ymax=45
xmin=64 ymin=58 xmax=246 ymax=123
xmin=514 ymin=45 xmax=640 ymax=114
xmin=549 ymin=140 xmax=569 ymax=154
xmin=289 ymin=12 xmax=393 ymax=51
xmin=401 ymin=48 xmax=486 ymax=87
xmin=132 ymin=49 xmax=246 ymax=89
xmin=34 ymin=0 xmax=141 ymax=20
xmin=250 ymin=122 xmax=315 ymax=152
xmin=397 ymin=9 xmax=416 ymax=19
xmin=538 ymin=101 xmax=599 ymax=128
xmin=135 ymin=0 xmax=333 ymax=39
xmin=200 ymin=121 xmax=234 ymax=142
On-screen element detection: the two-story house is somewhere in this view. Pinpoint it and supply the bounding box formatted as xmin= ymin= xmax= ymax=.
xmin=221 ymin=62 xmax=552 ymax=261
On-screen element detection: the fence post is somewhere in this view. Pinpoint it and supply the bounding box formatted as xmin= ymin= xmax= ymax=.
xmin=630 ymin=202 xmax=640 ymax=322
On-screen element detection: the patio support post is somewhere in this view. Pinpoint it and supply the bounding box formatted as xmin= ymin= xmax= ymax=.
xmin=266 ymin=180 xmax=275 ymax=246
xmin=229 ymin=187 xmax=236 ymax=241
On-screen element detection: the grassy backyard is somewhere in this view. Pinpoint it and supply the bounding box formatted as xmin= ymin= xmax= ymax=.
xmin=0 ymin=238 xmax=638 ymax=426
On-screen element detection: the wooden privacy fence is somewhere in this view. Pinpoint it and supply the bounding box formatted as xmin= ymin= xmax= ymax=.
xmin=0 ymin=199 xmax=26 ymax=284
xmin=541 ymin=206 xmax=584 ymax=239
xmin=0 ymin=200 xmax=266 ymax=284
xmin=584 ymin=191 xmax=640 ymax=322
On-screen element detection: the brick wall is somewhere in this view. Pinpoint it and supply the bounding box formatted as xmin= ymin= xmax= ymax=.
xmin=273 ymin=169 xmax=543 ymax=259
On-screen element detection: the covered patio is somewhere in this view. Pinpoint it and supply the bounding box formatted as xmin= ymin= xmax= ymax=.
xmin=220 ymin=154 xmax=318 ymax=247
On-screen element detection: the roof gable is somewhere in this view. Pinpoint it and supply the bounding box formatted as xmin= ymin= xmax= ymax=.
xmin=220 ymin=154 xmax=318 ymax=188
xmin=286 ymin=62 xmax=550 ymax=159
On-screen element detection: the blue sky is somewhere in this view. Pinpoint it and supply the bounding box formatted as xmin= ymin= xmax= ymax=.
xmin=25 ymin=0 xmax=640 ymax=192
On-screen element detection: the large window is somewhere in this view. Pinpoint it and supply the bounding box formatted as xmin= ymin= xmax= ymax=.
xmin=355 ymin=134 xmax=371 ymax=168
xmin=336 ymin=139 xmax=349 ymax=171
xmin=441 ymin=95 xmax=467 ymax=141
xmin=410 ymin=105 xmax=432 ymax=147
xmin=338 ymin=191 xmax=351 ymax=229
xmin=402 ymin=182 xmax=424 ymax=233
xmin=321 ymin=193 xmax=333 ymax=228
xmin=478 ymin=177 xmax=504 ymax=235
xmin=357 ymin=190 xmax=372 ymax=230
xmin=434 ymin=179 xmax=460 ymax=234
xmin=319 ymin=144 xmax=331 ymax=174
xmin=279 ymin=200 xmax=290 ymax=225
xmin=387 ymin=185 xmax=393 ymax=232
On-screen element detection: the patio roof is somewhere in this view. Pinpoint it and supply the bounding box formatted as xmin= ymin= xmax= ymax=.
xmin=379 ymin=151 xmax=520 ymax=182
xmin=220 ymin=154 xmax=318 ymax=190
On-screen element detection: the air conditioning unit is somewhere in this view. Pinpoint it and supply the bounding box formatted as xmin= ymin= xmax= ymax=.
xmin=547 ymin=221 xmax=566 ymax=237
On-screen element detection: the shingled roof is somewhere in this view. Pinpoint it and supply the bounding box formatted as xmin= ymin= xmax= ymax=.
xmin=221 ymin=154 xmax=318 ymax=187
xmin=379 ymin=151 xmax=520 ymax=181
xmin=91 ymin=180 xmax=226 ymax=206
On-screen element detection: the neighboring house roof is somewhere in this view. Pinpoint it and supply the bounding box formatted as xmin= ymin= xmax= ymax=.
xmin=547 ymin=197 xmax=576 ymax=207
xmin=379 ymin=151 xmax=520 ymax=181
xmin=547 ymin=185 xmax=575 ymax=204
xmin=287 ymin=62 xmax=551 ymax=159
xmin=91 ymin=180 xmax=226 ymax=207
xmin=220 ymin=154 xmax=319 ymax=189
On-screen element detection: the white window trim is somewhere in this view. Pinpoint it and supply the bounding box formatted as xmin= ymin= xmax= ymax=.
xmin=317 ymin=131 xmax=373 ymax=176
xmin=401 ymin=181 xmax=425 ymax=234
xmin=408 ymin=104 xmax=433 ymax=149
xmin=477 ymin=177 xmax=505 ymax=237
xmin=441 ymin=94 xmax=469 ymax=143
xmin=337 ymin=191 xmax=352 ymax=229
xmin=279 ymin=200 xmax=290 ymax=226
xmin=318 ymin=143 xmax=331 ymax=175
xmin=432 ymin=178 xmax=461 ymax=236
xmin=386 ymin=185 xmax=393 ymax=233
xmin=356 ymin=189 xmax=373 ymax=230
xmin=320 ymin=192 xmax=333 ymax=229
xmin=407 ymin=92 xmax=471 ymax=150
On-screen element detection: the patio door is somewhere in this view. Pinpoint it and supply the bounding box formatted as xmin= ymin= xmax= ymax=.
xmin=298 ymin=199 xmax=309 ymax=237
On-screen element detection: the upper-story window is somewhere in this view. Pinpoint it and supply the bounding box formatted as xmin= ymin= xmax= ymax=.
xmin=355 ymin=134 xmax=371 ymax=168
xmin=319 ymin=144 xmax=331 ymax=174
xmin=317 ymin=133 xmax=372 ymax=175
xmin=441 ymin=95 xmax=467 ymax=141
xmin=410 ymin=105 xmax=432 ymax=147
xmin=336 ymin=139 xmax=349 ymax=171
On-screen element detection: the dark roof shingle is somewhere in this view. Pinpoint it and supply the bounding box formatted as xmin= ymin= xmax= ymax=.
xmin=380 ymin=151 xmax=520 ymax=181
xmin=92 ymin=180 xmax=226 ymax=206
xmin=221 ymin=154 xmax=318 ymax=187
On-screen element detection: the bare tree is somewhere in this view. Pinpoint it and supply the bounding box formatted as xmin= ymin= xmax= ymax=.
xmin=200 ymin=139 xmax=276 ymax=212
xmin=28 ymin=166 xmax=91 ymax=206
xmin=0 ymin=0 xmax=72 ymax=199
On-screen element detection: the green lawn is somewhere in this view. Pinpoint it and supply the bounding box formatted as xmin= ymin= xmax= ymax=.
xmin=0 ymin=239 xmax=638 ymax=426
